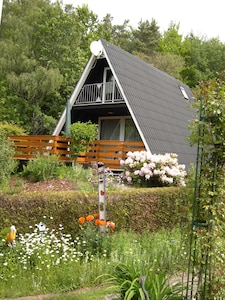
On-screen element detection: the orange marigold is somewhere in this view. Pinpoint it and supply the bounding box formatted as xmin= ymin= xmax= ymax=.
xmin=94 ymin=212 xmax=99 ymax=218
xmin=86 ymin=215 xmax=94 ymax=221
xmin=95 ymin=219 xmax=100 ymax=225
xmin=99 ymin=219 xmax=106 ymax=226
xmin=79 ymin=217 xmax=85 ymax=224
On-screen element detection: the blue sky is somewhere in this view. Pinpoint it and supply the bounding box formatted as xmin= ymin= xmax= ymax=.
xmin=62 ymin=0 xmax=225 ymax=42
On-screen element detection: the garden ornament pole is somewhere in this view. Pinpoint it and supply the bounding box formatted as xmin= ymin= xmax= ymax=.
xmin=98 ymin=162 xmax=106 ymax=233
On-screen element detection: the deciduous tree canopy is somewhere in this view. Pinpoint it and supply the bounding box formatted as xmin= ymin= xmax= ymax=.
xmin=1 ymin=0 xmax=225 ymax=133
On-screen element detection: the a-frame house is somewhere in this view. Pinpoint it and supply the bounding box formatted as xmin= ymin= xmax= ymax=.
xmin=53 ymin=39 xmax=196 ymax=169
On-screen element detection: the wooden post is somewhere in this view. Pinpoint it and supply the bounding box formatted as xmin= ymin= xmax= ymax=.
xmin=98 ymin=162 xmax=106 ymax=233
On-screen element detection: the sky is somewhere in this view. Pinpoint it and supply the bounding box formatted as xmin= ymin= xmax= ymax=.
xmin=62 ymin=0 xmax=225 ymax=42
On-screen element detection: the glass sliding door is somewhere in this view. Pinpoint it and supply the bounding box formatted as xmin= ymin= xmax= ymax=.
xmin=100 ymin=119 xmax=120 ymax=140
xmin=124 ymin=119 xmax=141 ymax=141
xmin=99 ymin=117 xmax=141 ymax=141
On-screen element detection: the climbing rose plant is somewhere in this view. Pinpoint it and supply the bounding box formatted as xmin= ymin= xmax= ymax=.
xmin=120 ymin=151 xmax=186 ymax=187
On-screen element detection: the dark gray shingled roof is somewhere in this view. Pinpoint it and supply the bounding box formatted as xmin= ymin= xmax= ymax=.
xmin=100 ymin=39 xmax=197 ymax=167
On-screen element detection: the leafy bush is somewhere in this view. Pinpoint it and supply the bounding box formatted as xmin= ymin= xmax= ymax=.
xmin=101 ymin=261 xmax=183 ymax=300
xmin=0 ymin=132 xmax=18 ymax=185
xmin=0 ymin=122 xmax=27 ymax=136
xmin=55 ymin=162 xmax=96 ymax=191
xmin=69 ymin=121 xmax=98 ymax=158
xmin=120 ymin=151 xmax=186 ymax=187
xmin=22 ymin=154 xmax=61 ymax=182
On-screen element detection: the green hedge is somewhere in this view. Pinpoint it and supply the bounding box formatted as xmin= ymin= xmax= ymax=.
xmin=0 ymin=187 xmax=193 ymax=237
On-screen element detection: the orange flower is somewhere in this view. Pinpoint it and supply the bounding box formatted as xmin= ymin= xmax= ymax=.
xmin=86 ymin=215 xmax=94 ymax=221
xmin=107 ymin=221 xmax=115 ymax=229
xmin=94 ymin=212 xmax=99 ymax=218
xmin=99 ymin=219 xmax=106 ymax=226
xmin=95 ymin=219 xmax=100 ymax=225
xmin=79 ymin=217 xmax=85 ymax=224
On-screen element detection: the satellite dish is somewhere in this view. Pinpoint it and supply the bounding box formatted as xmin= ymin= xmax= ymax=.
xmin=90 ymin=41 xmax=103 ymax=56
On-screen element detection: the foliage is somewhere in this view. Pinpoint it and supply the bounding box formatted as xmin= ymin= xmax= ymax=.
xmin=1 ymin=0 xmax=225 ymax=135
xmin=69 ymin=121 xmax=98 ymax=158
xmin=0 ymin=122 xmax=27 ymax=136
xmin=0 ymin=0 xmax=87 ymax=134
xmin=0 ymin=187 xmax=191 ymax=239
xmin=0 ymin=132 xmax=18 ymax=186
xmin=141 ymin=51 xmax=185 ymax=80
xmin=188 ymin=71 xmax=225 ymax=297
xmin=120 ymin=151 xmax=186 ymax=187
xmin=100 ymin=261 xmax=183 ymax=300
xmin=97 ymin=228 xmax=188 ymax=299
xmin=55 ymin=162 xmax=96 ymax=191
xmin=182 ymin=34 xmax=225 ymax=87
xmin=0 ymin=225 xmax=188 ymax=298
xmin=159 ymin=22 xmax=190 ymax=58
xmin=131 ymin=19 xmax=161 ymax=56
xmin=77 ymin=213 xmax=115 ymax=259
xmin=21 ymin=154 xmax=62 ymax=182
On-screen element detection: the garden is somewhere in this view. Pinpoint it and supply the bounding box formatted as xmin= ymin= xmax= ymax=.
xmin=1 ymin=74 xmax=225 ymax=299
xmin=0 ymin=130 xmax=191 ymax=299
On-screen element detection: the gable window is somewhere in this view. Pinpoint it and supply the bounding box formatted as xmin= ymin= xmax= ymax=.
xmin=99 ymin=117 xmax=141 ymax=141
xmin=103 ymin=68 xmax=115 ymax=102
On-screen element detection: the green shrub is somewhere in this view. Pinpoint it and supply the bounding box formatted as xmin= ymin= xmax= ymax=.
xmin=99 ymin=260 xmax=183 ymax=300
xmin=69 ymin=121 xmax=98 ymax=159
xmin=22 ymin=154 xmax=62 ymax=182
xmin=0 ymin=187 xmax=191 ymax=238
xmin=0 ymin=122 xmax=27 ymax=136
xmin=0 ymin=132 xmax=18 ymax=185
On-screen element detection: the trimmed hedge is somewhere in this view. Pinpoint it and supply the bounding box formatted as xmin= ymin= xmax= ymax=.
xmin=0 ymin=187 xmax=193 ymax=237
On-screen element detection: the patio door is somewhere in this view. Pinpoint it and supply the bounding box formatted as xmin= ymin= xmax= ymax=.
xmin=100 ymin=118 xmax=121 ymax=140
xmin=99 ymin=117 xmax=141 ymax=141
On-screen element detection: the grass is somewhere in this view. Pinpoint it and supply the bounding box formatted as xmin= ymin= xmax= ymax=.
xmin=44 ymin=286 xmax=117 ymax=300
xmin=0 ymin=224 xmax=189 ymax=299
xmin=0 ymin=164 xmax=190 ymax=299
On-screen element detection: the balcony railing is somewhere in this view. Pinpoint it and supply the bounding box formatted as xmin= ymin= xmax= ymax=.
xmin=8 ymin=136 xmax=145 ymax=169
xmin=76 ymin=82 xmax=124 ymax=104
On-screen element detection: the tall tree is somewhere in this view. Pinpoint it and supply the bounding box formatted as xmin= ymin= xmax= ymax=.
xmin=131 ymin=19 xmax=161 ymax=56
xmin=0 ymin=0 xmax=89 ymax=133
xmin=139 ymin=52 xmax=185 ymax=80
xmin=182 ymin=34 xmax=225 ymax=87
xmin=159 ymin=22 xmax=190 ymax=57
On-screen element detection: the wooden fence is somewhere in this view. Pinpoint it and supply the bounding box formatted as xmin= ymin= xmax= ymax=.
xmin=8 ymin=135 xmax=145 ymax=169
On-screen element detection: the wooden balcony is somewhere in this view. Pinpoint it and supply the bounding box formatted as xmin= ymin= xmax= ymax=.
xmin=8 ymin=135 xmax=145 ymax=169
xmin=76 ymin=82 xmax=124 ymax=105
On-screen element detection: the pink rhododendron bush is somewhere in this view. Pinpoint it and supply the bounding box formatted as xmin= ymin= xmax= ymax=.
xmin=120 ymin=151 xmax=186 ymax=187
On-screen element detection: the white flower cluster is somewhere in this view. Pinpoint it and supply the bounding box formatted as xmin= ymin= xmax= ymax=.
xmin=120 ymin=151 xmax=186 ymax=187
xmin=0 ymin=222 xmax=91 ymax=280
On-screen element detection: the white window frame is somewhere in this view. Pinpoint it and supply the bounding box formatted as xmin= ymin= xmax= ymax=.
xmin=103 ymin=67 xmax=115 ymax=103
xmin=98 ymin=116 xmax=134 ymax=141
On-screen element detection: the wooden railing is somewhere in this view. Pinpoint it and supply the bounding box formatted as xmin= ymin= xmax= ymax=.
xmin=8 ymin=135 xmax=73 ymax=162
xmin=77 ymin=140 xmax=146 ymax=169
xmin=8 ymin=135 xmax=145 ymax=169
